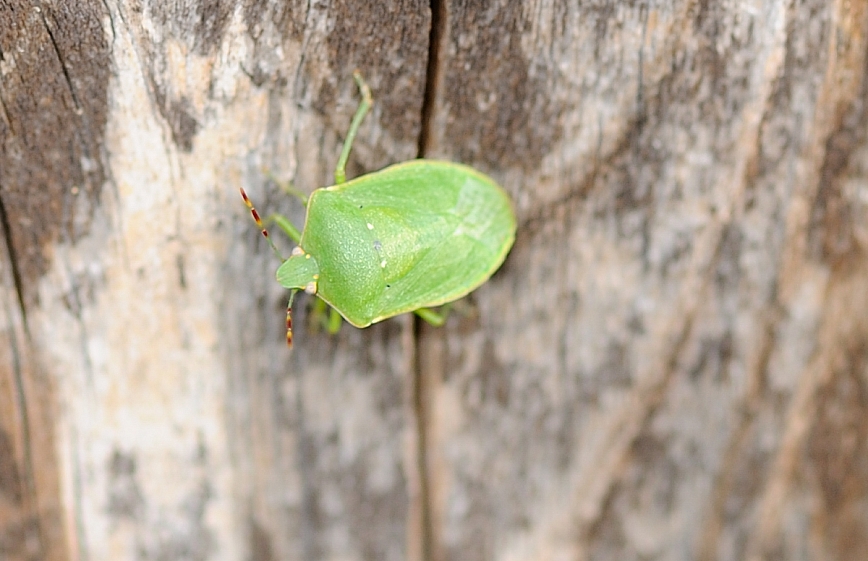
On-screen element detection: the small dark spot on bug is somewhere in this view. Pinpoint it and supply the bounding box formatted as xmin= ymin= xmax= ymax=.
xmin=359 ymin=205 xmax=363 ymax=209
xmin=386 ymin=284 xmax=391 ymax=289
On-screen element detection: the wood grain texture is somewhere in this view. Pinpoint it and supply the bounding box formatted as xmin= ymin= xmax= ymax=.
xmin=0 ymin=263 xmax=67 ymax=561
xmin=3 ymin=1 xmax=429 ymax=560
xmin=1 ymin=2 xmax=109 ymax=560
xmin=2 ymin=1 xmax=868 ymax=560
xmin=420 ymin=1 xmax=868 ymax=560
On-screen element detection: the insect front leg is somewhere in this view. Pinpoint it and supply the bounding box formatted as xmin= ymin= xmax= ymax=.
xmin=334 ymin=70 xmax=373 ymax=185
xmin=266 ymin=213 xmax=303 ymax=245
xmin=285 ymin=290 xmax=297 ymax=347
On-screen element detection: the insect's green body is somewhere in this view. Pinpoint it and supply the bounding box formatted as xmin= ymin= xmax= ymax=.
xmin=241 ymin=71 xmax=516 ymax=346
xmin=277 ymin=160 xmax=516 ymax=327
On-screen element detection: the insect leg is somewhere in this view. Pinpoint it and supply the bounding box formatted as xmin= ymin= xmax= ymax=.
xmin=326 ymin=306 xmax=342 ymax=334
xmin=414 ymin=304 xmax=453 ymax=327
xmin=286 ymin=289 xmax=297 ymax=348
xmin=266 ymin=214 xmax=303 ymax=244
xmin=334 ymin=70 xmax=373 ymax=185
xmin=309 ymin=296 xmax=328 ymax=332
xmin=306 ymin=296 xmax=344 ymax=335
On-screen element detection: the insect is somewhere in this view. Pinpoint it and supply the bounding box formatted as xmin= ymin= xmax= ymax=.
xmin=241 ymin=71 xmax=516 ymax=347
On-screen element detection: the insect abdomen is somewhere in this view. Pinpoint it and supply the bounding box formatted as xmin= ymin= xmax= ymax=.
xmin=304 ymin=160 xmax=515 ymax=327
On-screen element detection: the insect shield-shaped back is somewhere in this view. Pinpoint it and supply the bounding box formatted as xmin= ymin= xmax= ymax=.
xmin=278 ymin=159 xmax=516 ymax=329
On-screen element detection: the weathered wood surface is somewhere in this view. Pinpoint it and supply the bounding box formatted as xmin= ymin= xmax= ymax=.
xmin=2 ymin=1 xmax=868 ymax=560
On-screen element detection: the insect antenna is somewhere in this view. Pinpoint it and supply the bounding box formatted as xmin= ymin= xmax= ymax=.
xmin=240 ymin=188 xmax=285 ymax=261
xmin=241 ymin=188 xmax=296 ymax=348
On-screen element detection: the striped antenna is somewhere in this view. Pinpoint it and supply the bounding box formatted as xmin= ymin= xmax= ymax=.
xmin=240 ymin=188 xmax=284 ymax=261
xmin=240 ymin=188 xmax=295 ymax=347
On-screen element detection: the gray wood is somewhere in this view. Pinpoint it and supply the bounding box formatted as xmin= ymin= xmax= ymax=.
xmin=1 ymin=2 xmax=107 ymax=560
xmin=2 ymin=1 xmax=868 ymax=561
xmin=2 ymin=1 xmax=429 ymax=560
xmin=420 ymin=1 xmax=868 ymax=560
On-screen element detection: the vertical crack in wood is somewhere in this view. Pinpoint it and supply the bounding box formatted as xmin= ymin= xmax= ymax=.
xmin=402 ymin=315 xmax=425 ymax=561
xmin=0 ymin=193 xmax=47 ymax=556
xmin=0 ymin=193 xmax=29 ymax=329
xmin=0 ymin=88 xmax=14 ymax=136
xmin=39 ymin=11 xmax=83 ymax=114
xmin=417 ymin=0 xmax=445 ymax=157
xmin=2 ymin=301 xmax=46 ymax=556
xmin=412 ymin=1 xmax=446 ymax=559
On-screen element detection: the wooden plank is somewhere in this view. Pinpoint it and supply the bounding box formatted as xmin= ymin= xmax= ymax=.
xmin=1 ymin=2 xmax=110 ymax=560
xmin=5 ymin=1 xmax=868 ymax=560
xmin=2 ymin=1 xmax=431 ymax=559
xmin=0 ymin=253 xmax=67 ymax=561
xmin=420 ymin=1 xmax=868 ymax=560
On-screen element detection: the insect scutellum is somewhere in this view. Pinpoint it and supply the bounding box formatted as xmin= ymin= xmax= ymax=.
xmin=240 ymin=69 xmax=374 ymax=348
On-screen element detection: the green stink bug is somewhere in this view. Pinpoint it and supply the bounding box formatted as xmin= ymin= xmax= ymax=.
xmin=242 ymin=71 xmax=516 ymax=347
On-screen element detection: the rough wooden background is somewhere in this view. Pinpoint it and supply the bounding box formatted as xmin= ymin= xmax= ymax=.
xmin=2 ymin=1 xmax=868 ymax=560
